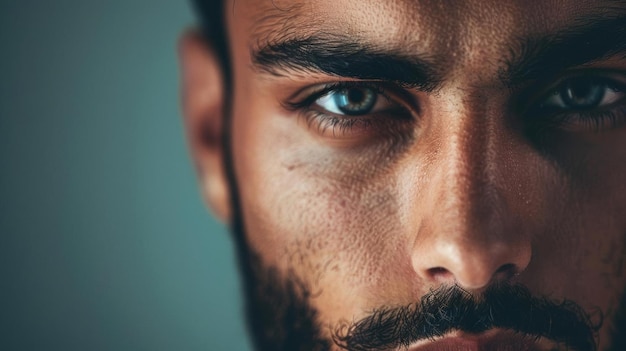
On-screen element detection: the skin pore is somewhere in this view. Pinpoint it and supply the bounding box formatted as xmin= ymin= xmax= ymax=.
xmin=181 ymin=0 xmax=626 ymax=350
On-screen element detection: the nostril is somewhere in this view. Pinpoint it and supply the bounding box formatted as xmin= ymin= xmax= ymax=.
xmin=427 ymin=267 xmax=454 ymax=282
xmin=495 ymin=263 xmax=518 ymax=280
xmin=425 ymin=263 xmax=520 ymax=287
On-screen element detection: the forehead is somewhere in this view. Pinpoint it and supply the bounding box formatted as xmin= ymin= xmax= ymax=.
xmin=229 ymin=0 xmax=623 ymax=52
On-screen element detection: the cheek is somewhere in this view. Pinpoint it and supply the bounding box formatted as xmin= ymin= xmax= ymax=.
xmin=232 ymin=105 xmax=418 ymax=305
xmin=526 ymin=131 xmax=626 ymax=331
xmin=577 ymin=159 xmax=626 ymax=305
xmin=565 ymin=132 xmax=626 ymax=284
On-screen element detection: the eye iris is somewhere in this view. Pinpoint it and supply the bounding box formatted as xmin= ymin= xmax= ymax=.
xmin=333 ymin=88 xmax=377 ymax=115
xmin=561 ymin=79 xmax=605 ymax=109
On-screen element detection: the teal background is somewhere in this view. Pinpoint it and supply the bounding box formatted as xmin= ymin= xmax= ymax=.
xmin=0 ymin=1 xmax=250 ymax=350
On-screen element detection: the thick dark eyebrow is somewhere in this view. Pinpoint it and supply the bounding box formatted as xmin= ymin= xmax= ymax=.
xmin=503 ymin=15 xmax=626 ymax=87
xmin=251 ymin=36 xmax=443 ymax=92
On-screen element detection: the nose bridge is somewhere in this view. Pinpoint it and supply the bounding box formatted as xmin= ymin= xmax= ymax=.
xmin=411 ymin=94 xmax=531 ymax=290
xmin=439 ymin=94 xmax=499 ymax=230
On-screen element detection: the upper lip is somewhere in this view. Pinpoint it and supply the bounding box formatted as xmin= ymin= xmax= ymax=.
xmin=407 ymin=329 xmax=558 ymax=351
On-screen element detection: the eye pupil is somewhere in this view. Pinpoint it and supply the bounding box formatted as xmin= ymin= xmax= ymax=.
xmin=561 ymin=78 xmax=605 ymax=109
xmin=347 ymin=89 xmax=365 ymax=103
xmin=333 ymin=87 xmax=377 ymax=115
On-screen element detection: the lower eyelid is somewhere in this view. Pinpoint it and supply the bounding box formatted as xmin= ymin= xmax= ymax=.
xmin=535 ymin=105 xmax=626 ymax=133
xmin=301 ymin=111 xmax=372 ymax=137
xmin=299 ymin=107 xmax=415 ymax=139
xmin=565 ymin=113 xmax=626 ymax=132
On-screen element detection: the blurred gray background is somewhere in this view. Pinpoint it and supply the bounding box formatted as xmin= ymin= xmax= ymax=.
xmin=0 ymin=1 xmax=251 ymax=350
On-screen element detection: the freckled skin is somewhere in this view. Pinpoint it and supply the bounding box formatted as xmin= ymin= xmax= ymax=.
xmin=183 ymin=0 xmax=626 ymax=350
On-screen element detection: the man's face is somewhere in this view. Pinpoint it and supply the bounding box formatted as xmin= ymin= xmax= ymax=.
xmin=182 ymin=0 xmax=626 ymax=350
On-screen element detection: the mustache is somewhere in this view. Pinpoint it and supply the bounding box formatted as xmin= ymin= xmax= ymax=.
xmin=333 ymin=284 xmax=602 ymax=351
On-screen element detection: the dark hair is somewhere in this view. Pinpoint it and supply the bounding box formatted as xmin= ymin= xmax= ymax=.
xmin=192 ymin=0 xmax=230 ymax=73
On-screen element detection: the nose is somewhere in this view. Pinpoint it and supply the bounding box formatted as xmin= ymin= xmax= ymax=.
xmin=410 ymin=111 xmax=532 ymax=290
xmin=411 ymin=216 xmax=532 ymax=289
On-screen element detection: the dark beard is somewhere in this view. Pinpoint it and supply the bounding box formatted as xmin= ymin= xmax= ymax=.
xmin=238 ymin=250 xmax=332 ymax=351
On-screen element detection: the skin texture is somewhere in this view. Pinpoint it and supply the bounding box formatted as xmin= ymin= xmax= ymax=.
xmin=180 ymin=0 xmax=626 ymax=350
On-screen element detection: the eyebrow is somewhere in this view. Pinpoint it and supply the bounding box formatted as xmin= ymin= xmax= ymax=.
xmin=503 ymin=15 xmax=626 ymax=86
xmin=251 ymin=14 xmax=626 ymax=91
xmin=251 ymin=36 xmax=443 ymax=92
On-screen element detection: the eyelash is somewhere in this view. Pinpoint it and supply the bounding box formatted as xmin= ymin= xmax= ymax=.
xmin=284 ymin=81 xmax=413 ymax=136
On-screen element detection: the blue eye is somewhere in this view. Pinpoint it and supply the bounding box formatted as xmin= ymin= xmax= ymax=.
xmin=315 ymin=87 xmax=392 ymax=116
xmin=333 ymin=88 xmax=377 ymax=115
